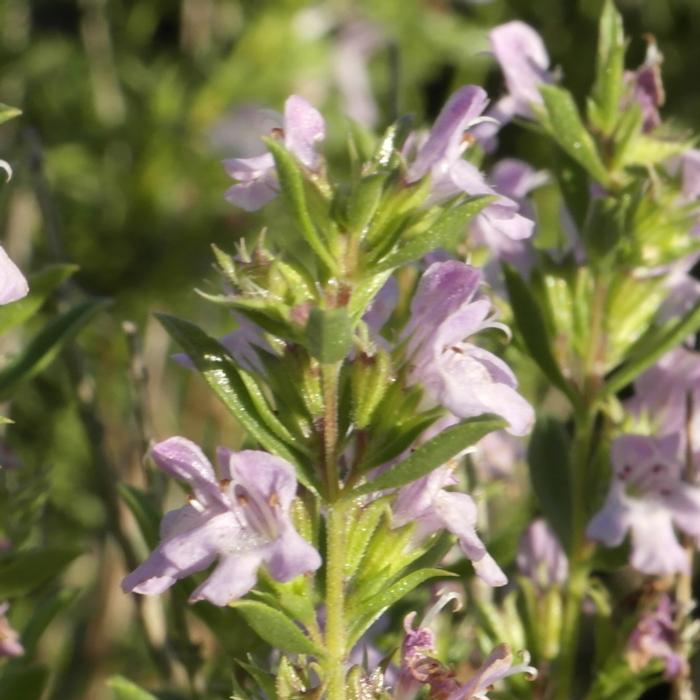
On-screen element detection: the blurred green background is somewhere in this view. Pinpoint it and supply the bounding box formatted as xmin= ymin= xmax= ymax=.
xmin=1 ymin=0 xmax=699 ymax=698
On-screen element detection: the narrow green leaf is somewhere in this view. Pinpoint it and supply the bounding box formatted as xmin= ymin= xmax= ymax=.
xmin=305 ymin=308 xmax=353 ymax=363
xmin=0 ymin=548 xmax=79 ymax=598
xmin=603 ymin=299 xmax=700 ymax=397
xmin=348 ymin=173 xmax=387 ymax=236
xmin=374 ymin=197 xmax=492 ymax=272
xmin=107 ymin=676 xmax=158 ymax=700
xmin=0 ymin=666 xmax=48 ymax=700
xmin=0 ymin=103 xmax=21 ymax=125
xmin=264 ymin=138 xmax=337 ymax=273
xmin=0 ymin=264 xmax=77 ymax=335
xmin=344 ymin=497 xmax=391 ymax=578
xmin=540 ymin=85 xmax=610 ymax=184
xmin=118 ymin=485 xmax=161 ymax=550
xmin=527 ymin=416 xmax=572 ymax=549
xmin=0 ymin=298 xmax=109 ymax=399
xmin=503 ymin=264 xmax=580 ymax=408
xmin=349 ymin=415 xmax=505 ymax=497
xmin=231 ymin=600 xmax=324 ymax=656
xmin=620 ymin=135 xmax=693 ymax=168
xmin=347 ymin=568 xmax=452 ymax=645
xmin=156 ymin=314 xmax=318 ymax=492
xmin=19 ymin=588 xmax=80 ymax=658
xmin=589 ymin=0 xmax=626 ymax=136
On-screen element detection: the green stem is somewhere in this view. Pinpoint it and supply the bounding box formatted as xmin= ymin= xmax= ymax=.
xmin=319 ymin=360 xmax=347 ymax=700
xmin=321 ymin=362 xmax=341 ymax=500
xmin=325 ymin=502 xmax=348 ymax=700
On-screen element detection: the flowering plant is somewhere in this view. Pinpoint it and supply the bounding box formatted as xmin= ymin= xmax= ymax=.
xmin=108 ymin=3 xmax=700 ymax=698
xmin=6 ymin=2 xmax=700 ymax=699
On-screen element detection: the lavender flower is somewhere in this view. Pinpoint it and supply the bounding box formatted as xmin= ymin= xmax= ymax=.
xmin=489 ymin=21 xmax=554 ymax=121
xmin=392 ymin=463 xmax=507 ymax=586
xmin=625 ymin=40 xmax=665 ymax=133
xmin=472 ymin=159 xmax=546 ymax=272
xmin=586 ymin=434 xmax=700 ymax=575
xmin=224 ymin=95 xmax=325 ymax=211
xmin=0 ymin=246 xmax=28 ymax=305
xmin=626 ymin=595 xmax=686 ymax=679
xmin=396 ymin=604 xmax=536 ymax=700
xmin=405 ymin=261 xmax=534 ymax=436
xmin=516 ymin=518 xmax=568 ymax=587
xmin=626 ymin=348 xmax=700 ymax=451
xmin=0 ymin=603 xmax=23 ymax=657
xmin=122 ymin=437 xmax=321 ymax=606
xmin=405 ymin=87 xmax=534 ymax=245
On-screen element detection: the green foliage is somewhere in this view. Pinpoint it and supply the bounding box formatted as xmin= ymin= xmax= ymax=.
xmin=231 ymin=601 xmax=325 ymax=656
xmin=349 ymin=415 xmax=505 ymax=497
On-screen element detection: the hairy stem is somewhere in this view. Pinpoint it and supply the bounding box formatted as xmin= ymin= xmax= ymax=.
xmin=324 ymin=502 xmax=348 ymax=700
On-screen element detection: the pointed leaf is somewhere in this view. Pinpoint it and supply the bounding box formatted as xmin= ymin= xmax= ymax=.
xmin=264 ymin=138 xmax=337 ymax=273
xmin=374 ymin=197 xmax=492 ymax=272
xmin=603 ymin=299 xmax=700 ymax=397
xmin=503 ymin=264 xmax=580 ymax=408
xmin=0 ymin=264 xmax=77 ymax=335
xmin=0 ymin=298 xmax=109 ymax=399
xmin=540 ymin=85 xmax=610 ymax=184
xmin=231 ymin=600 xmax=324 ymax=656
xmin=347 ymin=568 xmax=453 ymax=646
xmin=157 ymin=314 xmax=318 ymax=492
xmin=349 ymin=415 xmax=505 ymax=497
xmin=589 ymin=0 xmax=626 ymax=136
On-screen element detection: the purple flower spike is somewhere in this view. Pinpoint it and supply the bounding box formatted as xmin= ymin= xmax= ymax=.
xmin=406 ymin=86 xmax=490 ymax=184
xmin=122 ymin=437 xmax=321 ymax=606
xmin=405 ymin=261 xmax=534 ymax=436
xmin=392 ymin=464 xmax=507 ymax=586
xmin=0 ymin=603 xmax=23 ymax=658
xmin=224 ymin=95 xmax=325 ymax=211
xmin=0 ymin=246 xmax=28 ymax=305
xmin=625 ymin=41 xmax=665 ymax=133
xmin=489 ymin=21 xmax=554 ymax=120
xmin=626 ymin=595 xmax=687 ymax=680
xmin=396 ymin=604 xmax=536 ymax=700
xmin=587 ymin=434 xmax=700 ymax=576
xmin=516 ymin=518 xmax=568 ymax=587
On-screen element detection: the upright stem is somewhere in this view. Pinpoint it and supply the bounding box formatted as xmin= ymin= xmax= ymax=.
xmin=320 ymin=360 xmax=347 ymax=700
xmin=554 ymin=274 xmax=606 ymax=700
xmin=325 ymin=502 xmax=348 ymax=700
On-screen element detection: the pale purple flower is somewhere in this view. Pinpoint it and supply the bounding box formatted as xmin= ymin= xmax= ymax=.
xmin=489 ymin=21 xmax=554 ymax=121
xmin=224 ymin=95 xmax=325 ymax=211
xmin=405 ymin=87 xmax=534 ymax=244
xmin=626 ymin=595 xmax=686 ymax=679
xmin=405 ymin=261 xmax=534 ymax=436
xmin=363 ymin=276 xmax=398 ymax=338
xmin=0 ymin=246 xmax=28 ymax=305
xmin=0 ymin=603 xmax=23 ymax=658
xmin=472 ymin=159 xmax=546 ymax=272
xmin=586 ymin=434 xmax=700 ymax=576
xmin=396 ymin=605 xmax=536 ymax=700
xmin=122 ymin=437 xmax=321 ymax=606
xmin=392 ymin=464 xmax=507 ymax=586
xmin=626 ymin=348 xmax=700 ymax=450
xmin=516 ymin=518 xmax=568 ymax=587
xmin=471 ymin=430 xmax=525 ymax=479
xmin=624 ymin=41 xmax=665 ymax=133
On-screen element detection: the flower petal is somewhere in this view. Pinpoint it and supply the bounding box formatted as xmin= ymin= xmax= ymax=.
xmin=283 ymin=95 xmax=325 ymax=169
xmin=0 ymin=246 xmax=28 ymax=305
